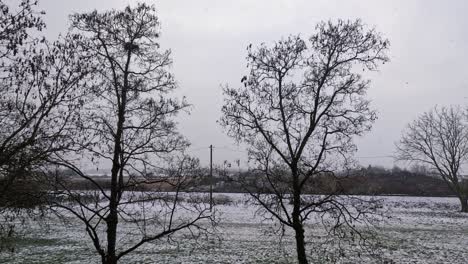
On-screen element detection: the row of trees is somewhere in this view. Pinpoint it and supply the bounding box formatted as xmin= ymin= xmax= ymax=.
xmin=219 ymin=14 xmax=468 ymax=264
xmin=2 ymin=1 xmax=467 ymax=264
xmin=0 ymin=3 xmax=390 ymax=261
xmin=1 ymin=1 xmax=210 ymax=264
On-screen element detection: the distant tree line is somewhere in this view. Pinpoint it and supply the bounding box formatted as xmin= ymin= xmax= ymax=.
xmin=201 ymin=165 xmax=451 ymax=197
xmin=2 ymin=1 xmax=468 ymax=263
xmin=1 ymin=164 xmax=454 ymax=199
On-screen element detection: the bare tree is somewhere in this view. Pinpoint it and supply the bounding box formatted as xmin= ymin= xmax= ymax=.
xmin=0 ymin=0 xmax=89 ymax=202
xmin=397 ymin=106 xmax=468 ymax=212
xmin=220 ymin=19 xmax=389 ymax=263
xmin=0 ymin=0 xmax=44 ymax=187
xmin=0 ymin=1 xmax=92 ymax=252
xmin=46 ymin=4 xmax=212 ymax=264
xmin=0 ymin=0 xmax=44 ymax=60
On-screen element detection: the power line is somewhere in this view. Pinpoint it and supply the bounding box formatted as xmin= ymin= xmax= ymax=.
xmin=216 ymin=145 xmax=248 ymax=153
xmin=185 ymin=146 xmax=208 ymax=152
xmin=188 ymin=144 xmax=395 ymax=163
xmin=356 ymin=155 xmax=394 ymax=159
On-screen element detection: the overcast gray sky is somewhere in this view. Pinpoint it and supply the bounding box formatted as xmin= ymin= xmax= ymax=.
xmin=40 ymin=0 xmax=468 ymax=169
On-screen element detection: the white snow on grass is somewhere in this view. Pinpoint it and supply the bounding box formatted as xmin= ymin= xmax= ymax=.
xmin=1 ymin=194 xmax=468 ymax=263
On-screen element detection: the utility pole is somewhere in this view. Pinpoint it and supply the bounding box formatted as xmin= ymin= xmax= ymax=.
xmin=209 ymin=144 xmax=213 ymax=211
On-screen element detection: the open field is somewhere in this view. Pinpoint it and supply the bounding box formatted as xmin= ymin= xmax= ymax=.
xmin=1 ymin=194 xmax=468 ymax=263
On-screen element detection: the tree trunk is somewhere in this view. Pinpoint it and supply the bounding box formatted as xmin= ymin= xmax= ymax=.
xmin=292 ymin=169 xmax=308 ymax=264
xmin=459 ymin=196 xmax=468 ymax=213
xmin=105 ymin=202 xmax=118 ymax=263
xmin=106 ymin=103 xmax=124 ymax=264
xmin=294 ymin=222 xmax=308 ymax=264
xmin=103 ymin=49 xmax=131 ymax=264
xmin=103 ymin=255 xmax=118 ymax=264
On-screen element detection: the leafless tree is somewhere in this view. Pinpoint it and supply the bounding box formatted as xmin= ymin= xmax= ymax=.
xmin=0 ymin=0 xmax=89 ymax=203
xmin=0 ymin=0 xmax=44 ymax=190
xmin=397 ymin=106 xmax=468 ymax=212
xmin=220 ymin=19 xmax=389 ymax=263
xmin=0 ymin=0 xmax=44 ymax=60
xmin=46 ymin=4 xmax=212 ymax=264
xmin=0 ymin=1 xmax=93 ymax=252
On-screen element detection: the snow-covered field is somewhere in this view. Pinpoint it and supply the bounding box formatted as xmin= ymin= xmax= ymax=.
xmin=1 ymin=194 xmax=468 ymax=263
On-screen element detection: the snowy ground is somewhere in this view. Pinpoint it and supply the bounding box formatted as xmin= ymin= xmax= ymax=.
xmin=1 ymin=194 xmax=467 ymax=263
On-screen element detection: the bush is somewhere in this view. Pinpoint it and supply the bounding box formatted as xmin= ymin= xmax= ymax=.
xmin=0 ymin=178 xmax=47 ymax=208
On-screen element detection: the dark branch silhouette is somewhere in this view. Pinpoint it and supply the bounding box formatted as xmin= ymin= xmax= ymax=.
xmin=220 ymin=19 xmax=389 ymax=264
xmin=43 ymin=4 xmax=213 ymax=264
xmin=397 ymin=106 xmax=468 ymax=212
